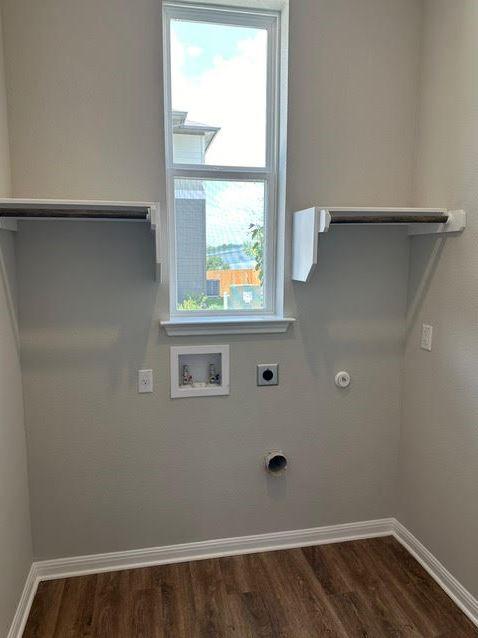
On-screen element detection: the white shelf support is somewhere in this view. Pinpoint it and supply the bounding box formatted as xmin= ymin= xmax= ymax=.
xmin=0 ymin=198 xmax=162 ymax=280
xmin=291 ymin=207 xmax=327 ymax=283
xmin=0 ymin=218 xmax=17 ymax=231
xmin=292 ymin=206 xmax=466 ymax=282
xmin=407 ymin=209 xmax=466 ymax=236
xmin=147 ymin=202 xmax=162 ymax=281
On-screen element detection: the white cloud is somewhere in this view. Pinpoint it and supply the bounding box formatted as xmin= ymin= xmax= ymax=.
xmin=171 ymin=28 xmax=267 ymax=167
xmin=186 ymin=45 xmax=203 ymax=58
xmin=171 ymin=30 xmax=185 ymax=71
xmin=206 ymin=181 xmax=264 ymax=246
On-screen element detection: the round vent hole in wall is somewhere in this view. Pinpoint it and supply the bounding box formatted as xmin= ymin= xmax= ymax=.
xmin=265 ymin=452 xmax=288 ymax=475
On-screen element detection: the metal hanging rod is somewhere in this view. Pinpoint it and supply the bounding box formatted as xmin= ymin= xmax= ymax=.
xmin=0 ymin=208 xmax=149 ymax=220
xmin=0 ymin=199 xmax=153 ymax=220
xmin=330 ymin=213 xmax=449 ymax=225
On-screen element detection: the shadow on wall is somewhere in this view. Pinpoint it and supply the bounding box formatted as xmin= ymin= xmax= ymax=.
xmin=0 ymin=233 xmax=19 ymax=349
xmin=17 ymin=221 xmax=158 ymax=390
xmin=292 ymin=227 xmax=410 ymax=380
xmin=406 ymin=235 xmax=446 ymax=339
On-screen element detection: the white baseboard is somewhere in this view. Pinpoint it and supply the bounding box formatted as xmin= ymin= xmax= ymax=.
xmin=392 ymin=520 xmax=478 ymax=628
xmin=7 ymin=565 xmax=39 ymax=638
xmin=9 ymin=517 xmax=478 ymax=635
xmin=35 ymin=517 xmax=394 ymax=581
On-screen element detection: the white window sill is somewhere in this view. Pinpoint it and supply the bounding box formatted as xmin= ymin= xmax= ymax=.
xmin=161 ymin=316 xmax=295 ymax=336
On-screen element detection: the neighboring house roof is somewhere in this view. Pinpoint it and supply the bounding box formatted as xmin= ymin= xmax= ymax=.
xmin=172 ymin=110 xmax=220 ymax=151
xmin=208 ymin=245 xmax=256 ymax=270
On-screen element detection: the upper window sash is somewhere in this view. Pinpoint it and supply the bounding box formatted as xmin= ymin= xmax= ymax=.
xmin=163 ymin=3 xmax=280 ymax=174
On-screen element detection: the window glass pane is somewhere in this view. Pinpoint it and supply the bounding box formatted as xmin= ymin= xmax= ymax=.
xmin=175 ymin=179 xmax=266 ymax=311
xmin=170 ymin=19 xmax=268 ymax=167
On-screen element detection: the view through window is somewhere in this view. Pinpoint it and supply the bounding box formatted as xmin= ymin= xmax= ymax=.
xmin=164 ymin=4 xmax=279 ymax=314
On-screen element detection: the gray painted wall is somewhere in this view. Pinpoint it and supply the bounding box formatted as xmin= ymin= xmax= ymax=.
xmin=0 ymin=233 xmax=32 ymax=637
xmin=0 ymin=10 xmax=33 ymax=635
xmin=2 ymin=0 xmax=423 ymax=560
xmin=17 ymin=222 xmax=409 ymax=559
xmin=399 ymin=0 xmax=478 ymax=599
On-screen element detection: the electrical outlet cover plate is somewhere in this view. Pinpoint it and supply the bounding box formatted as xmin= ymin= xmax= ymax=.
xmin=421 ymin=324 xmax=433 ymax=351
xmin=257 ymin=364 xmax=279 ymax=386
xmin=138 ymin=369 xmax=153 ymax=393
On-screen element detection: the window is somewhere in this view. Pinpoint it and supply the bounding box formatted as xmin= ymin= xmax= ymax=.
xmin=163 ymin=2 xmax=286 ymax=327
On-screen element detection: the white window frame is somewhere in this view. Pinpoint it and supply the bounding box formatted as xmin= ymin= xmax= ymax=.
xmin=162 ymin=1 xmax=289 ymax=332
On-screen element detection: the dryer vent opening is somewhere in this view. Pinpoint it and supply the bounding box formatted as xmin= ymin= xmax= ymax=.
xmin=265 ymin=452 xmax=288 ymax=475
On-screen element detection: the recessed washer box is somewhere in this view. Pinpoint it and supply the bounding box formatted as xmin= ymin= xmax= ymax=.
xmin=170 ymin=345 xmax=230 ymax=399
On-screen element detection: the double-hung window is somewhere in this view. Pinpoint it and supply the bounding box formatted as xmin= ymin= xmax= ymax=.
xmin=163 ymin=2 xmax=289 ymax=333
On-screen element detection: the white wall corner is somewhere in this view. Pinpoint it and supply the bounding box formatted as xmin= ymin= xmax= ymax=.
xmin=6 ymin=565 xmax=39 ymax=638
xmin=392 ymin=520 xmax=478 ymax=627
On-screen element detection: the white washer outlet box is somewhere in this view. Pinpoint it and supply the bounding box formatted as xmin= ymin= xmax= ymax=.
xmin=170 ymin=345 xmax=230 ymax=398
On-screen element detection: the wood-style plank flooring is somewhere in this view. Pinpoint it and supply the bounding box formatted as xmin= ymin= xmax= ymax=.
xmin=24 ymin=536 xmax=478 ymax=637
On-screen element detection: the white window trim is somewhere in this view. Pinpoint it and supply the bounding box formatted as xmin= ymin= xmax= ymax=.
xmin=161 ymin=0 xmax=293 ymax=336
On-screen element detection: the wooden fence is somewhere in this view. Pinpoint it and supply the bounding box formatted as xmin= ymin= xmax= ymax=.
xmin=207 ymin=268 xmax=260 ymax=297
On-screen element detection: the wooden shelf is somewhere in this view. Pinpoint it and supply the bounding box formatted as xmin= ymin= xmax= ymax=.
xmin=292 ymin=206 xmax=466 ymax=282
xmin=0 ymin=198 xmax=156 ymax=219
xmin=0 ymin=198 xmax=162 ymax=278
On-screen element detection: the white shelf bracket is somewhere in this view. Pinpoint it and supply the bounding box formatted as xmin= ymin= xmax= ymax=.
xmin=291 ymin=207 xmax=330 ymax=282
xmin=0 ymin=218 xmax=18 ymax=232
xmin=148 ymin=203 xmax=162 ymax=282
xmin=292 ymin=206 xmax=466 ymax=283
xmin=319 ymin=208 xmax=332 ymax=233
xmin=408 ymin=209 xmax=466 ymax=236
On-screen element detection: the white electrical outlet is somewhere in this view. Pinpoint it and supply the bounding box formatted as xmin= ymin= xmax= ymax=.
xmin=138 ymin=369 xmax=153 ymax=393
xmin=421 ymin=324 xmax=433 ymax=351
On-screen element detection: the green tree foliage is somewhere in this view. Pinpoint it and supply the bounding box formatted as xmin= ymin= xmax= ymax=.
xmin=178 ymin=294 xmax=223 ymax=311
xmin=206 ymin=255 xmax=230 ymax=271
xmin=245 ymin=223 xmax=264 ymax=283
xmin=178 ymin=294 xmax=207 ymax=310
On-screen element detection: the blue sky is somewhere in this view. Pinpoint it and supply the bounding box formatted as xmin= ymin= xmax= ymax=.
xmin=172 ymin=20 xmax=260 ymax=79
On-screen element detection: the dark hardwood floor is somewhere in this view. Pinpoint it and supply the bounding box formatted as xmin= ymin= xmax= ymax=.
xmin=24 ymin=536 xmax=478 ymax=637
